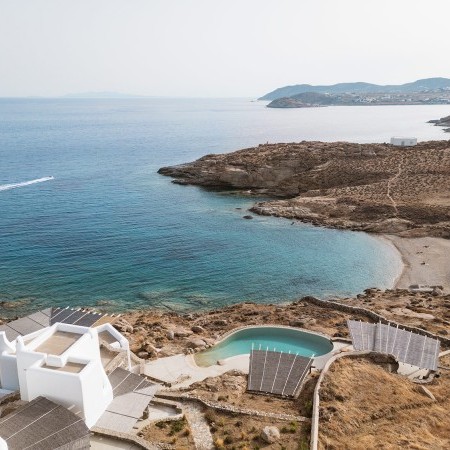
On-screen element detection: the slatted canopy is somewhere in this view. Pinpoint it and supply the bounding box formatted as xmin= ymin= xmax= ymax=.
xmin=95 ymin=367 xmax=160 ymax=433
xmin=0 ymin=396 xmax=90 ymax=450
xmin=0 ymin=307 xmax=116 ymax=341
xmin=247 ymin=349 xmax=313 ymax=398
xmin=347 ymin=320 xmax=440 ymax=371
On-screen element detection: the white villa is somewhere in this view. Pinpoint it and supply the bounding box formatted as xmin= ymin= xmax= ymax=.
xmin=0 ymin=319 xmax=130 ymax=428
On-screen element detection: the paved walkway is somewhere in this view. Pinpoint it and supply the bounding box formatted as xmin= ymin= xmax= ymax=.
xmin=144 ymin=353 xmax=249 ymax=389
xmin=183 ymin=402 xmax=214 ymax=450
xmin=386 ymin=155 xmax=404 ymax=216
xmin=90 ymin=435 xmax=144 ymax=450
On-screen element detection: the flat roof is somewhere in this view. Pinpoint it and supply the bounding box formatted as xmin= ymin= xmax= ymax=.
xmin=34 ymin=331 xmax=81 ymax=356
xmin=0 ymin=307 xmax=117 ymax=343
xmin=98 ymin=330 xmax=119 ymax=345
xmin=41 ymin=361 xmax=86 ymax=374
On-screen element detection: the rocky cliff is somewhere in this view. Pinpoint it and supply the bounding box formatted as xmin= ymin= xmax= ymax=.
xmin=158 ymin=140 xmax=450 ymax=237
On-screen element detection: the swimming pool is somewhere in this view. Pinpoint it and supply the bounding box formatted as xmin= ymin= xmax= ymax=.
xmin=194 ymin=326 xmax=333 ymax=367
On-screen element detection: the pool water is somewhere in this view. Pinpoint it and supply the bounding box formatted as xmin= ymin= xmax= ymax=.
xmin=194 ymin=326 xmax=333 ymax=366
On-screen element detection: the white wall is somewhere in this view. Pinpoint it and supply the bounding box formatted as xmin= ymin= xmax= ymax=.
xmin=0 ymin=354 xmax=19 ymax=391
xmin=0 ymin=321 xmax=127 ymax=428
xmin=390 ymin=137 xmax=417 ymax=146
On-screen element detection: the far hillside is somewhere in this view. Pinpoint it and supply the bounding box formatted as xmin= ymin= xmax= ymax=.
xmin=259 ymin=77 xmax=450 ymax=101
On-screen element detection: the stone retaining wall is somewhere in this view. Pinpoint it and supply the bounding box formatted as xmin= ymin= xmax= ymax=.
xmin=91 ymin=426 xmax=162 ymax=450
xmin=309 ymin=351 xmax=393 ymax=450
xmin=156 ymin=392 xmax=309 ymax=423
xmin=301 ymin=296 xmax=450 ymax=347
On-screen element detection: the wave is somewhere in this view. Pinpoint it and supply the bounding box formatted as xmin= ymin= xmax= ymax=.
xmin=0 ymin=176 xmax=54 ymax=192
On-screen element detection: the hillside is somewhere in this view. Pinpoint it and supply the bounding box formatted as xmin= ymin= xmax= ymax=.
xmin=259 ymin=77 xmax=450 ymax=101
xmin=158 ymin=140 xmax=450 ymax=237
xmin=319 ymin=355 xmax=450 ymax=449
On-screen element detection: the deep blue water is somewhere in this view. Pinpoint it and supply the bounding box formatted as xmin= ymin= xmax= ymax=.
xmin=1 ymin=99 xmax=446 ymax=314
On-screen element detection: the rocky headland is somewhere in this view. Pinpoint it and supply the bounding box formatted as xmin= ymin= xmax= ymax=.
xmin=428 ymin=114 xmax=450 ymax=132
xmin=158 ymin=140 xmax=450 ymax=238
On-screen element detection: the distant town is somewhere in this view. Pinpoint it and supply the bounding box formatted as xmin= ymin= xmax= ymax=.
xmin=266 ymin=89 xmax=450 ymax=108
xmin=259 ymin=77 xmax=450 ymax=108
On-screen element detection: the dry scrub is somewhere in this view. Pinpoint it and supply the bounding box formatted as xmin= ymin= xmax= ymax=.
xmin=318 ymin=355 xmax=450 ymax=449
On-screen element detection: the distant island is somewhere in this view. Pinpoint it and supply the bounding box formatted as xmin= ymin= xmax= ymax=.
xmin=62 ymin=91 xmax=147 ymax=99
xmin=259 ymin=77 xmax=450 ymax=108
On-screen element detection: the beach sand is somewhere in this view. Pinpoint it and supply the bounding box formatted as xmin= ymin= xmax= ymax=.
xmin=383 ymin=235 xmax=450 ymax=291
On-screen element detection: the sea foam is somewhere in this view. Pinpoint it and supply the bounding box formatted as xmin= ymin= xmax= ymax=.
xmin=0 ymin=176 xmax=54 ymax=192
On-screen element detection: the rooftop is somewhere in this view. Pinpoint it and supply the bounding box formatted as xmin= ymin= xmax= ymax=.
xmin=0 ymin=396 xmax=90 ymax=450
xmin=34 ymin=330 xmax=80 ymax=356
xmin=41 ymin=361 xmax=86 ymax=373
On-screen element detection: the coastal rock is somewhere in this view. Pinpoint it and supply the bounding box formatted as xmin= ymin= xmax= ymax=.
xmin=186 ymin=338 xmax=207 ymax=349
xmin=429 ymin=114 xmax=450 ymax=129
xmin=158 ymin=140 xmax=450 ymax=237
xmin=432 ymin=287 xmax=443 ymax=296
xmin=173 ymin=328 xmax=193 ymax=337
xmin=417 ymin=385 xmax=436 ymax=401
xmin=261 ymin=426 xmax=280 ymax=443
xmin=191 ymin=325 xmax=205 ymax=334
xmin=290 ymin=317 xmax=316 ymax=327
xmin=166 ymin=330 xmax=175 ymax=340
xmin=214 ymin=319 xmax=228 ymax=326
xmin=115 ymin=319 xmax=134 ymax=334
xmin=144 ymin=343 xmax=158 ymax=355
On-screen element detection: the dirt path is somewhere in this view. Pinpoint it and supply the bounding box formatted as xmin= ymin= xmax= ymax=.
xmin=386 ymin=156 xmax=404 ymax=215
xmin=183 ymin=402 xmax=214 ymax=450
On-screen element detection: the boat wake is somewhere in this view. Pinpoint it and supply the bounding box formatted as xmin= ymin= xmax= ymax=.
xmin=0 ymin=176 xmax=54 ymax=192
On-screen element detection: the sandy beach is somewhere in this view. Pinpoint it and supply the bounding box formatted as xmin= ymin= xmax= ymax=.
xmin=383 ymin=235 xmax=450 ymax=291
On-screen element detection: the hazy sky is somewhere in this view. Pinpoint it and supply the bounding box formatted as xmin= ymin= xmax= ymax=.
xmin=1 ymin=0 xmax=449 ymax=97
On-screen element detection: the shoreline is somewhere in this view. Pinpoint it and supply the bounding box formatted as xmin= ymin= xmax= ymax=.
xmin=382 ymin=234 xmax=450 ymax=291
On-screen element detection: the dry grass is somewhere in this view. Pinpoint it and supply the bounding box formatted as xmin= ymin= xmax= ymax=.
xmin=139 ymin=416 xmax=195 ymax=448
xmin=318 ymin=355 xmax=450 ymax=449
xmin=204 ymin=408 xmax=310 ymax=450
xmin=187 ymin=371 xmax=318 ymax=418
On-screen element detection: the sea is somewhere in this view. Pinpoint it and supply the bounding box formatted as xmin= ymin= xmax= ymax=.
xmin=0 ymin=99 xmax=448 ymax=315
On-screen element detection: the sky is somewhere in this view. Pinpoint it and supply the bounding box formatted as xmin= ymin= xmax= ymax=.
xmin=1 ymin=0 xmax=450 ymax=98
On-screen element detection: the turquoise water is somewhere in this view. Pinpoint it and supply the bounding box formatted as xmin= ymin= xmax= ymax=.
xmin=195 ymin=326 xmax=333 ymax=366
xmin=1 ymin=99 xmax=443 ymax=315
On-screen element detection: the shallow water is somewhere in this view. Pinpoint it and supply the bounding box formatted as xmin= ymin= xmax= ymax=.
xmin=1 ymin=99 xmax=445 ymax=313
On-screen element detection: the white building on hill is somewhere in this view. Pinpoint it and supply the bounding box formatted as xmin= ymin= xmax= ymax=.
xmin=0 ymin=321 xmax=130 ymax=428
xmin=390 ymin=136 xmax=417 ymax=147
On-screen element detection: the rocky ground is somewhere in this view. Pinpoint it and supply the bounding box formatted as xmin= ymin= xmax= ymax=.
xmin=115 ymin=292 xmax=450 ymax=450
xmin=319 ymin=354 xmax=450 ymax=449
xmin=186 ymin=370 xmax=317 ymax=418
xmin=117 ymin=290 xmax=450 ymax=361
xmin=158 ymin=140 xmax=450 ymax=237
xmin=338 ymin=288 xmax=450 ymax=337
